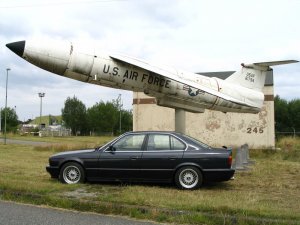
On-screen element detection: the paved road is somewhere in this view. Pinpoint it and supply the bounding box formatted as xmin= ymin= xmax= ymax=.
xmin=0 ymin=138 xmax=49 ymax=146
xmin=0 ymin=201 xmax=162 ymax=225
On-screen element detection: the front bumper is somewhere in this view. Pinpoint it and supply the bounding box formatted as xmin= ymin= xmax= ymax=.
xmin=46 ymin=166 xmax=59 ymax=178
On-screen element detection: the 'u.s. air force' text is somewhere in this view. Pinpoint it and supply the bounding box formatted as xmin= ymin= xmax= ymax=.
xmin=93 ymin=64 xmax=171 ymax=88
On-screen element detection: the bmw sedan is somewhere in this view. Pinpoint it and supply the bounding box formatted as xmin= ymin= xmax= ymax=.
xmin=46 ymin=131 xmax=234 ymax=190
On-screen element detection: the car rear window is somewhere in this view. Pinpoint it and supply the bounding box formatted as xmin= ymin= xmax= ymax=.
xmin=181 ymin=134 xmax=211 ymax=149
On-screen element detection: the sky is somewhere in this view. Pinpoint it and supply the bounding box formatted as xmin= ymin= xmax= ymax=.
xmin=0 ymin=0 xmax=300 ymax=122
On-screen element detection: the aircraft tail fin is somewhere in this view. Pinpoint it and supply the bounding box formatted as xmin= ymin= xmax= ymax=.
xmin=226 ymin=60 xmax=298 ymax=91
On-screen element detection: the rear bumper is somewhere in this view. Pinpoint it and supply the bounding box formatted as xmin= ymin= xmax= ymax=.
xmin=46 ymin=166 xmax=59 ymax=178
xmin=202 ymin=168 xmax=235 ymax=182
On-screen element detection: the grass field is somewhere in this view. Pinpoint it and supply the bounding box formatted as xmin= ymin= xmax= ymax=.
xmin=0 ymin=136 xmax=299 ymax=224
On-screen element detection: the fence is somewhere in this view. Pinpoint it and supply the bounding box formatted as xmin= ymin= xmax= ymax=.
xmin=276 ymin=131 xmax=300 ymax=138
xmin=40 ymin=127 xmax=71 ymax=137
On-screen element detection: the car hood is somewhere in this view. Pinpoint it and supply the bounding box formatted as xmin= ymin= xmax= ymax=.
xmin=51 ymin=149 xmax=95 ymax=158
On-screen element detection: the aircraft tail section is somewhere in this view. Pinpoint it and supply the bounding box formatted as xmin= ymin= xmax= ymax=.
xmin=226 ymin=60 xmax=298 ymax=91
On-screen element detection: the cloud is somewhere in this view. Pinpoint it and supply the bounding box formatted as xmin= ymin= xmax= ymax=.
xmin=1 ymin=0 xmax=300 ymax=121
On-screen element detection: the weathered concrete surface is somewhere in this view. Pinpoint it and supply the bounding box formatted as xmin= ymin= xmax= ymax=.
xmin=133 ymin=86 xmax=275 ymax=149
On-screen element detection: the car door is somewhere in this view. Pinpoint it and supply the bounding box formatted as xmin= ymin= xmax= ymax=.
xmin=98 ymin=133 xmax=146 ymax=180
xmin=140 ymin=134 xmax=186 ymax=182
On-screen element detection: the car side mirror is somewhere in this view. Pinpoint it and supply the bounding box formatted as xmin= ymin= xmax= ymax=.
xmin=109 ymin=146 xmax=116 ymax=152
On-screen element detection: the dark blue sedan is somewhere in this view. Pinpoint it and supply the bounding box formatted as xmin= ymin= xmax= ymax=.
xmin=46 ymin=131 xmax=234 ymax=190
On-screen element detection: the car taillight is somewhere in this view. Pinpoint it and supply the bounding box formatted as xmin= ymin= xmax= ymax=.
xmin=228 ymin=155 xmax=233 ymax=167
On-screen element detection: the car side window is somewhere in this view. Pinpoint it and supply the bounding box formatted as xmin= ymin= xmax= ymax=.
xmin=170 ymin=136 xmax=186 ymax=150
xmin=147 ymin=134 xmax=185 ymax=150
xmin=113 ymin=134 xmax=145 ymax=151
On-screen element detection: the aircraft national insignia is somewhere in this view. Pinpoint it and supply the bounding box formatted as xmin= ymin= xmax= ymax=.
xmin=183 ymin=85 xmax=202 ymax=97
xmin=188 ymin=87 xmax=200 ymax=96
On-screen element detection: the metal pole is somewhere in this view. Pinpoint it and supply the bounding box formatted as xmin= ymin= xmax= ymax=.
xmin=40 ymin=96 xmax=42 ymax=126
xmin=292 ymin=127 xmax=296 ymax=138
xmin=38 ymin=93 xmax=45 ymax=129
xmin=4 ymin=68 xmax=11 ymax=145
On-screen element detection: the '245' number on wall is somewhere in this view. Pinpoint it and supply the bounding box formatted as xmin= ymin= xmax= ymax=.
xmin=247 ymin=127 xmax=264 ymax=134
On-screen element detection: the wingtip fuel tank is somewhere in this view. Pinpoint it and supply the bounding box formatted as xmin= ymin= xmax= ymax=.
xmin=6 ymin=39 xmax=298 ymax=114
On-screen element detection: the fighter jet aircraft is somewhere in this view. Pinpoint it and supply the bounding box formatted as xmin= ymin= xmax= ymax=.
xmin=6 ymin=40 xmax=298 ymax=114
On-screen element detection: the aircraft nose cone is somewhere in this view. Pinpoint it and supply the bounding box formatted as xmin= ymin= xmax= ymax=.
xmin=6 ymin=41 xmax=25 ymax=57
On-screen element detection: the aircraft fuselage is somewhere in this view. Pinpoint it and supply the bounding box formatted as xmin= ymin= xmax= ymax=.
xmin=6 ymin=39 xmax=297 ymax=114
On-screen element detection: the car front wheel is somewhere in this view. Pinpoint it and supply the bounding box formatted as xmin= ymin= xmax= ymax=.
xmin=59 ymin=162 xmax=85 ymax=184
xmin=175 ymin=166 xmax=202 ymax=190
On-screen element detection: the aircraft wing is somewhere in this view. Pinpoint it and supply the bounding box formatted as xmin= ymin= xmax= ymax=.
xmin=110 ymin=53 xmax=258 ymax=108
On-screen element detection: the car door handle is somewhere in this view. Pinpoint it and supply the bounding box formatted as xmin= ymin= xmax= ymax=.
xmin=168 ymin=157 xmax=177 ymax=160
xmin=130 ymin=156 xmax=139 ymax=160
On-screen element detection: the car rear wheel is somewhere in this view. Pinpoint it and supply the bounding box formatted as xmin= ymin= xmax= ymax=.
xmin=59 ymin=162 xmax=85 ymax=184
xmin=175 ymin=166 xmax=202 ymax=190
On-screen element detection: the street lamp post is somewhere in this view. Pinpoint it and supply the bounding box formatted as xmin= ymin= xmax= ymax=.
xmin=292 ymin=127 xmax=296 ymax=138
xmin=4 ymin=68 xmax=11 ymax=145
xmin=38 ymin=93 xmax=45 ymax=129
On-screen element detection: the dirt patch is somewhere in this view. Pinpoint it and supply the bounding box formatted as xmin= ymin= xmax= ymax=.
xmin=62 ymin=188 xmax=97 ymax=199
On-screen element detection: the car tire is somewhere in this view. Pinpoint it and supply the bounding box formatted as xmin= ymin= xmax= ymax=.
xmin=59 ymin=162 xmax=85 ymax=184
xmin=175 ymin=166 xmax=202 ymax=190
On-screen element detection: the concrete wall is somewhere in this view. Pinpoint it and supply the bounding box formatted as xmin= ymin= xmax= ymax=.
xmin=133 ymin=86 xmax=275 ymax=149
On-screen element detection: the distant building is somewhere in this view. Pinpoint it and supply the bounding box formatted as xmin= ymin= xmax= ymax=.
xmin=19 ymin=124 xmax=39 ymax=135
xmin=133 ymin=71 xmax=274 ymax=149
xmin=20 ymin=115 xmax=70 ymax=136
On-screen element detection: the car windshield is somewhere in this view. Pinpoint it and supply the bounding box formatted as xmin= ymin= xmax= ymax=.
xmin=95 ymin=136 xmax=121 ymax=150
xmin=181 ymin=134 xmax=211 ymax=149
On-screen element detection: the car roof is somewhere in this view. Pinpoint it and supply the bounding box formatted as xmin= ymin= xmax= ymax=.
xmin=123 ymin=131 xmax=181 ymax=135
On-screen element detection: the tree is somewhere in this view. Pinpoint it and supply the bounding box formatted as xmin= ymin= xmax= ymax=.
xmin=0 ymin=107 xmax=19 ymax=133
xmin=114 ymin=109 xmax=133 ymax=134
xmin=87 ymin=101 xmax=119 ymax=135
xmin=274 ymin=95 xmax=290 ymax=132
xmin=62 ymin=96 xmax=133 ymax=136
xmin=288 ymin=99 xmax=300 ymax=132
xmin=275 ymin=95 xmax=300 ymax=135
xmin=61 ymin=96 xmax=87 ymax=135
